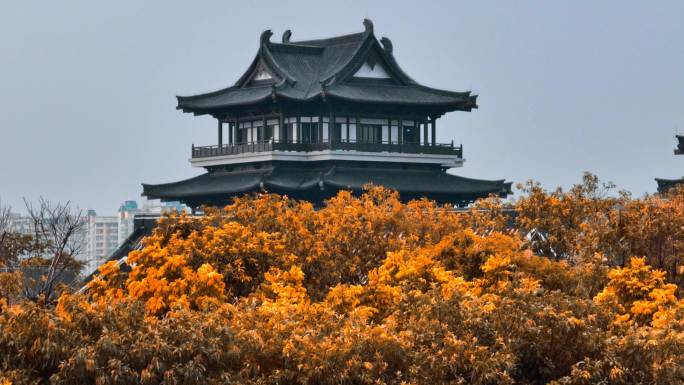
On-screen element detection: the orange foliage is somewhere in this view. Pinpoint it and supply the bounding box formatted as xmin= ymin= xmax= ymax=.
xmin=1 ymin=183 xmax=684 ymax=384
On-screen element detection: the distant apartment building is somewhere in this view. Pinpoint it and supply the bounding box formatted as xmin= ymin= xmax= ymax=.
xmin=117 ymin=200 xmax=139 ymax=247
xmin=83 ymin=199 xmax=188 ymax=274
xmin=7 ymin=199 xmax=187 ymax=275
xmin=84 ymin=210 xmax=119 ymax=274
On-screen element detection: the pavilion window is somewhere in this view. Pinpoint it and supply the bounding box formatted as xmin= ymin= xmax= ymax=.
xmin=402 ymin=120 xmax=417 ymax=144
xmin=360 ymin=118 xmax=387 ymax=144
xmin=238 ymin=121 xmax=250 ymax=144
xmin=390 ymin=120 xmax=399 ymax=144
xmin=359 ymin=124 xmax=380 ymax=143
xmin=267 ymin=119 xmax=279 ymax=142
xmin=348 ymin=119 xmax=357 ymax=142
xmin=300 ymin=116 xmax=320 ymax=144
xmin=284 ymin=117 xmax=297 ymax=143
xmin=253 ymin=120 xmax=263 ymax=143
xmin=322 ymin=117 xmax=329 ymax=142
xmin=335 ymin=117 xmax=348 ymax=142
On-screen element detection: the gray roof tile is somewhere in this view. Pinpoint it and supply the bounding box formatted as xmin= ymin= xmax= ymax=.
xmin=177 ymin=21 xmax=477 ymax=114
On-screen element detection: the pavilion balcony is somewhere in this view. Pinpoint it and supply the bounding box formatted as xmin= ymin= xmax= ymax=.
xmin=191 ymin=140 xmax=463 ymax=159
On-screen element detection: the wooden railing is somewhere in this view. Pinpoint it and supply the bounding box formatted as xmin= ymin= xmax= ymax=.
xmin=191 ymin=140 xmax=463 ymax=159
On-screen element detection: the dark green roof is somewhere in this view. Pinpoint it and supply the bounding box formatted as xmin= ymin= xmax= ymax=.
xmin=655 ymin=177 xmax=684 ymax=193
xmin=675 ymin=135 xmax=684 ymax=155
xmin=177 ymin=19 xmax=477 ymax=115
xmin=143 ymin=164 xmax=511 ymax=207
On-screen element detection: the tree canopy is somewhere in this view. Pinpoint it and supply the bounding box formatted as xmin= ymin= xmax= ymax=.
xmin=2 ymin=177 xmax=684 ymax=384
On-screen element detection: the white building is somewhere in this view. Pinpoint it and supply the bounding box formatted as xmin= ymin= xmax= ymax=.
xmin=84 ymin=210 xmax=119 ymax=274
xmin=117 ymin=200 xmax=140 ymax=246
xmin=82 ymin=199 xmax=187 ymax=275
xmin=7 ymin=199 xmax=188 ymax=275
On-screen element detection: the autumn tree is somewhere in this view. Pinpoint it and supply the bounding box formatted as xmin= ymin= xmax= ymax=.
xmin=2 ymin=185 xmax=684 ymax=384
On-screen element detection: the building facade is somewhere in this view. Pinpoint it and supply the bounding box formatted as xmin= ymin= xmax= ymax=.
xmin=143 ymin=20 xmax=511 ymax=207
xmin=84 ymin=210 xmax=119 ymax=273
xmin=82 ymin=199 xmax=187 ymax=274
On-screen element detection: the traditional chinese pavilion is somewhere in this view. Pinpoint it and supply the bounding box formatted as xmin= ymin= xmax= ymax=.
xmin=655 ymin=135 xmax=684 ymax=193
xmin=143 ymin=20 xmax=512 ymax=207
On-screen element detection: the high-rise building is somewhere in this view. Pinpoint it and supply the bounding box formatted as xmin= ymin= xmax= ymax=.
xmin=117 ymin=200 xmax=139 ymax=246
xmin=84 ymin=210 xmax=119 ymax=274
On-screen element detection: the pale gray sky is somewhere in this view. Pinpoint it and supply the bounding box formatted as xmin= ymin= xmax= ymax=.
xmin=1 ymin=1 xmax=683 ymax=214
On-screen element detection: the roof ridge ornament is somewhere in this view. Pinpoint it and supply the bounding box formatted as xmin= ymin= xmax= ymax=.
xmin=260 ymin=30 xmax=273 ymax=45
xmin=319 ymin=81 xmax=327 ymax=101
xmin=380 ymin=37 xmax=393 ymax=54
xmin=282 ymin=30 xmax=292 ymax=44
xmin=363 ymin=18 xmax=374 ymax=34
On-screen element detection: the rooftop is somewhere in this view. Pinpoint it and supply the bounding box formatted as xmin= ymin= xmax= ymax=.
xmin=176 ymin=19 xmax=477 ymax=116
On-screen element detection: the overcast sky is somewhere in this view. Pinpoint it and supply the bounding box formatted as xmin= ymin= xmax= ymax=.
xmin=1 ymin=1 xmax=683 ymax=214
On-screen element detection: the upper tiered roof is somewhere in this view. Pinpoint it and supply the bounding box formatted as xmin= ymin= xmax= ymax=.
xmin=177 ymin=19 xmax=477 ymax=115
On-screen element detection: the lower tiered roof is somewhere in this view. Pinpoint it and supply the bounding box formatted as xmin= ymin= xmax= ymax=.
xmin=143 ymin=164 xmax=512 ymax=208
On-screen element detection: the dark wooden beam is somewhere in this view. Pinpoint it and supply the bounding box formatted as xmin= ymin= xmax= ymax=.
xmin=431 ymin=118 xmax=436 ymax=146
xmin=329 ymin=111 xmax=335 ymax=142
xmin=218 ymin=120 xmax=223 ymax=146
xmin=262 ymin=115 xmax=267 ymax=142
xmin=279 ymin=111 xmax=285 ymax=142
xmin=398 ymin=119 xmax=403 ymax=144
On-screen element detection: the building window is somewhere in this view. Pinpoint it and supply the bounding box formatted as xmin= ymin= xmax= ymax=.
xmin=300 ymin=117 xmax=319 ymax=144
xmin=359 ymin=124 xmax=382 ymax=143
xmin=267 ymin=119 xmax=279 ymax=142
xmin=237 ymin=121 xmax=248 ymax=144
xmin=389 ymin=120 xmax=399 ymax=144
xmin=253 ymin=120 xmax=263 ymax=142
xmin=335 ymin=117 xmax=348 ymax=142
xmin=284 ymin=117 xmax=297 ymax=143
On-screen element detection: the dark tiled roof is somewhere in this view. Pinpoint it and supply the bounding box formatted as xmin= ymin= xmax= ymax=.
xmin=143 ymin=164 xmax=511 ymax=207
xmin=655 ymin=177 xmax=684 ymax=193
xmin=176 ymin=20 xmax=477 ymax=114
xmin=675 ymin=135 xmax=684 ymax=155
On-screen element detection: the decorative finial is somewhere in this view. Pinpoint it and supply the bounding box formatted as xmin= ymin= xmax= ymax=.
xmin=282 ymin=30 xmax=292 ymax=44
xmin=260 ymin=30 xmax=273 ymax=45
xmin=363 ymin=18 xmax=374 ymax=34
xmin=380 ymin=37 xmax=393 ymax=54
xmin=319 ymin=81 xmax=327 ymax=101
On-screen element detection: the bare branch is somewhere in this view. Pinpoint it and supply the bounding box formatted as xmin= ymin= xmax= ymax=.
xmin=23 ymin=197 xmax=86 ymax=303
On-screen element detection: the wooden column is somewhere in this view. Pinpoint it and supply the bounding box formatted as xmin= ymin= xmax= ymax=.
xmin=387 ymin=118 xmax=391 ymax=144
xmin=356 ymin=116 xmax=361 ymax=142
xmin=431 ymin=118 xmax=436 ymax=145
xmin=329 ymin=111 xmax=335 ymax=142
xmin=423 ymin=120 xmax=428 ymax=145
xmin=218 ymin=120 xmax=223 ymax=146
xmin=346 ymin=116 xmax=350 ymax=142
xmin=398 ymin=119 xmax=403 ymax=144
xmin=227 ymin=121 xmax=232 ymax=145
xmin=232 ymin=119 xmax=237 ymax=145
xmin=279 ymin=113 xmax=285 ymax=143
xmin=295 ymin=116 xmax=301 ymax=143
xmin=262 ymin=115 xmax=267 ymax=142
xmin=318 ymin=115 xmax=323 ymax=143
